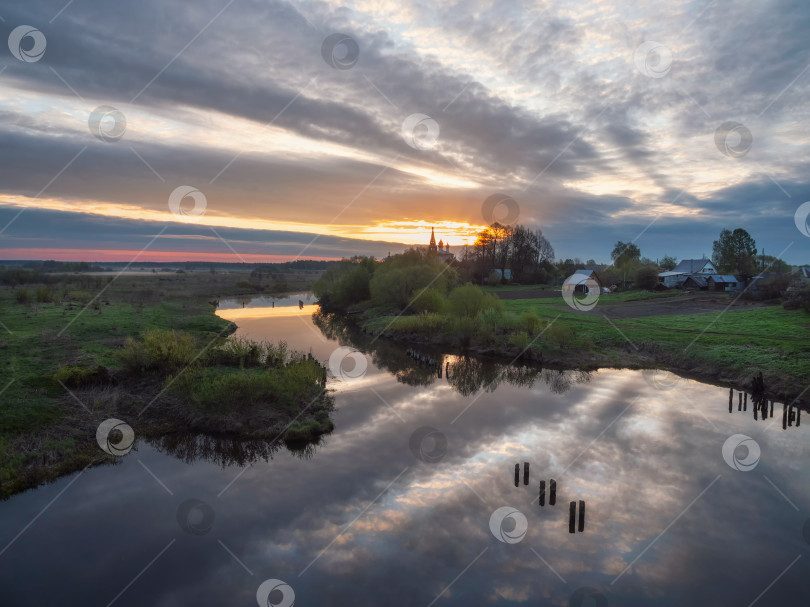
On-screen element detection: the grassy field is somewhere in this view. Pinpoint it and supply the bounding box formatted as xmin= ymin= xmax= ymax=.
xmin=0 ymin=270 xmax=330 ymax=499
xmin=363 ymin=287 xmax=810 ymax=399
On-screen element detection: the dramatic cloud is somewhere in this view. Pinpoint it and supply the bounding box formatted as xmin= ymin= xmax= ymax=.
xmin=0 ymin=0 xmax=808 ymax=262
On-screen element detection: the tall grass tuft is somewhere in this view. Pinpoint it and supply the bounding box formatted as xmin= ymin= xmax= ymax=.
xmin=116 ymin=329 xmax=197 ymax=374
xmin=208 ymin=337 xmax=290 ymax=368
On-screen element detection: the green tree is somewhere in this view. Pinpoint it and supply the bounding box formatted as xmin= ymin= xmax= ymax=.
xmin=313 ymin=257 xmax=376 ymax=309
xmin=369 ymin=249 xmax=457 ymax=309
xmin=611 ymin=241 xmax=641 ymax=268
xmin=712 ymin=228 xmax=758 ymax=278
xmin=758 ymin=254 xmax=791 ymax=275
xmin=659 ymin=255 xmax=677 ymax=271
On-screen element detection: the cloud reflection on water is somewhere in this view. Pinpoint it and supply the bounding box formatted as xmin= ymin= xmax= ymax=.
xmin=0 ymin=307 xmax=808 ymax=606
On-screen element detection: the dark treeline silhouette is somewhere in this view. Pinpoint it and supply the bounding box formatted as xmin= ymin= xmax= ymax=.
xmin=145 ymin=431 xmax=322 ymax=468
xmin=455 ymin=222 xmax=555 ymax=285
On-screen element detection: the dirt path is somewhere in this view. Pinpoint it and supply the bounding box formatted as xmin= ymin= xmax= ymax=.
xmin=495 ymin=289 xmax=769 ymax=318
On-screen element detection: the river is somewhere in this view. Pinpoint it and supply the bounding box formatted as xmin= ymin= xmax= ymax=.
xmin=1 ymin=292 xmax=808 ymax=606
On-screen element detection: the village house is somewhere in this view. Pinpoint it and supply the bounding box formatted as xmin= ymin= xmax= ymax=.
xmin=658 ymin=258 xmax=718 ymax=289
xmin=706 ymin=275 xmax=739 ymax=292
xmin=564 ymin=267 xmax=603 ymax=294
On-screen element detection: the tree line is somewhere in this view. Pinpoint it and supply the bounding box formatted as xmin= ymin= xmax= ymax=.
xmin=455 ymin=222 xmax=556 ymax=284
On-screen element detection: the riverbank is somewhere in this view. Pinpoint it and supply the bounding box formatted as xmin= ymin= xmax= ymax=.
xmin=357 ymin=288 xmax=810 ymax=401
xmin=0 ymin=271 xmax=333 ymax=499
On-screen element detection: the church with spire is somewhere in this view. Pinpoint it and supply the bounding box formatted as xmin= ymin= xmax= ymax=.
xmin=427 ymin=227 xmax=455 ymax=264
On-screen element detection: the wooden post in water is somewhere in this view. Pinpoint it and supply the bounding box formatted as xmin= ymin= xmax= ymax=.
xmin=783 ymin=403 xmax=788 ymax=430
xmin=539 ymin=481 xmax=546 ymax=506
xmin=569 ymin=502 xmax=576 ymax=533
xmin=743 ymin=392 xmax=747 ymax=411
xmin=524 ymin=462 xmax=529 ymax=486
xmin=578 ymin=500 xmax=586 ymax=532
xmin=550 ymin=479 xmax=557 ymax=505
xmin=729 ymin=388 xmax=733 ymax=413
xmin=738 ymin=392 xmax=743 ymax=411
xmin=514 ymin=463 xmax=520 ymax=487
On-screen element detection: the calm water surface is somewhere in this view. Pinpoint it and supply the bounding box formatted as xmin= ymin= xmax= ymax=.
xmin=1 ymin=293 xmax=809 ymax=606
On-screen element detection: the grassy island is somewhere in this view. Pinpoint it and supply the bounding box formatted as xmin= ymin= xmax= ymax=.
xmin=0 ymin=268 xmax=333 ymax=499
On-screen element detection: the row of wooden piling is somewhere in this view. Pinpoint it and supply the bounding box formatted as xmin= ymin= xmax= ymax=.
xmin=569 ymin=500 xmax=586 ymax=534
xmin=406 ymin=349 xmax=447 ymax=379
xmin=513 ymin=462 xmax=585 ymax=532
xmin=728 ymin=386 xmax=802 ymax=428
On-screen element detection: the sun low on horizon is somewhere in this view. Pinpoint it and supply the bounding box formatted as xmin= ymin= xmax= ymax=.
xmin=3 ymin=2 xmax=810 ymax=607
xmin=1 ymin=1 xmax=808 ymax=265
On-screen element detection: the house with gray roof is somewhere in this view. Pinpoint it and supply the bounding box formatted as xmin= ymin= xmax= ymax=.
xmin=706 ymin=275 xmax=739 ymax=291
xmin=658 ymin=258 xmax=718 ymax=289
xmin=672 ymin=258 xmax=717 ymax=275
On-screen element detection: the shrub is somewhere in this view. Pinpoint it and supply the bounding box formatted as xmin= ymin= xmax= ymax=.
xmin=35 ymin=286 xmax=55 ymax=303
xmin=521 ymin=309 xmax=543 ymax=335
xmin=14 ymin=289 xmax=30 ymax=304
xmin=508 ymin=331 xmax=531 ymax=351
xmin=53 ymin=365 xmax=111 ymax=388
xmin=385 ymin=313 xmax=448 ymax=335
xmin=477 ymin=307 xmax=502 ymax=343
xmin=171 ymin=357 xmax=325 ymax=413
xmin=545 ymin=324 xmax=573 ymax=347
xmin=447 ymin=283 xmax=503 ymax=317
xmin=116 ymin=329 xmax=197 ymax=374
xmin=410 ymin=287 xmax=446 ymax=314
xmin=313 ymin=257 xmax=375 ymax=309
xmin=635 ymin=265 xmax=659 ymax=290
xmin=369 ymin=250 xmax=457 ymax=309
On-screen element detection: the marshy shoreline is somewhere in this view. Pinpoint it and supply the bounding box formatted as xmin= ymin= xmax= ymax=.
xmin=0 ymin=271 xmax=333 ymax=500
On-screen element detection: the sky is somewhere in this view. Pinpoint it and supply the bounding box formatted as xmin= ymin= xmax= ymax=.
xmin=1 ymin=0 xmax=809 ymax=264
